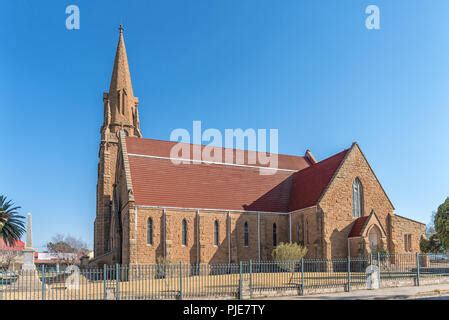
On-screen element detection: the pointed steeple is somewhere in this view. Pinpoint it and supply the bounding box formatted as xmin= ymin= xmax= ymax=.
xmin=103 ymin=24 xmax=141 ymax=137
xmin=109 ymin=24 xmax=134 ymax=99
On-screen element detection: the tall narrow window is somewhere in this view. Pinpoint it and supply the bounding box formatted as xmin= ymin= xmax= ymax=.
xmin=352 ymin=178 xmax=364 ymax=218
xmin=244 ymin=222 xmax=249 ymax=247
xmin=147 ymin=218 xmax=153 ymax=245
xmin=117 ymin=91 xmax=121 ymax=114
xmin=404 ymin=234 xmax=412 ymax=252
xmin=122 ymin=90 xmax=127 ymax=114
xmin=272 ymin=223 xmax=277 ymax=247
xmin=182 ymin=219 xmax=188 ymax=246
xmin=214 ymin=220 xmax=220 ymax=246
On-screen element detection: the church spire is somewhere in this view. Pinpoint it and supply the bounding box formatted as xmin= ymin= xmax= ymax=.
xmin=103 ymin=24 xmax=141 ymax=137
xmin=109 ymin=24 xmax=134 ymax=98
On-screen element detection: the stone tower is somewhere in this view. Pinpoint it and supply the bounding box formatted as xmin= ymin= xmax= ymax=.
xmin=94 ymin=25 xmax=141 ymax=257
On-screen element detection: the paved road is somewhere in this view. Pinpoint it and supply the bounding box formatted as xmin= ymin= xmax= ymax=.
xmin=417 ymin=295 xmax=449 ymax=300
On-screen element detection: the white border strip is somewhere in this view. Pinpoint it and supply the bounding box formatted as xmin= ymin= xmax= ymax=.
xmin=127 ymin=153 xmax=297 ymax=172
xmin=135 ymin=204 xmax=290 ymax=215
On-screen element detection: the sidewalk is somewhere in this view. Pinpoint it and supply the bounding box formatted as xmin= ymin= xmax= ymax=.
xmin=265 ymin=284 xmax=449 ymax=300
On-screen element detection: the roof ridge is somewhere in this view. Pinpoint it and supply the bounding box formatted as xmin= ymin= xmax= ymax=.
xmin=127 ymin=152 xmax=299 ymax=172
xmin=394 ymin=213 xmax=426 ymax=226
xmin=126 ymin=136 xmax=307 ymax=159
xmin=294 ymin=148 xmax=349 ymax=174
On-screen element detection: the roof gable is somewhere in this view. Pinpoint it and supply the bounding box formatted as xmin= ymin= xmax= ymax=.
xmin=348 ymin=210 xmax=387 ymax=238
xmin=353 ymin=144 xmax=395 ymax=210
xmin=348 ymin=216 xmax=370 ymax=238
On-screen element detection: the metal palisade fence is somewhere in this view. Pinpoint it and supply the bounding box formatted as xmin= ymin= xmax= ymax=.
xmin=0 ymin=253 xmax=448 ymax=300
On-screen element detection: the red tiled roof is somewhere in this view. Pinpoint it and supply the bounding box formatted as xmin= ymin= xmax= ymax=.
xmin=288 ymin=149 xmax=349 ymax=211
xmin=128 ymin=155 xmax=296 ymax=212
xmin=125 ymin=137 xmax=348 ymax=213
xmin=126 ymin=137 xmax=311 ymax=170
xmin=0 ymin=239 xmax=25 ymax=251
xmin=348 ymin=216 xmax=370 ymax=237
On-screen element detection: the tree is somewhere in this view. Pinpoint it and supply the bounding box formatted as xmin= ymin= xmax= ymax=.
xmin=420 ymin=210 xmax=444 ymax=253
xmin=272 ymin=242 xmax=308 ymax=283
xmin=0 ymin=195 xmax=25 ymax=246
xmin=45 ymin=234 xmax=90 ymax=264
xmin=0 ymin=250 xmax=20 ymax=270
xmin=434 ymin=197 xmax=449 ymax=251
xmin=420 ymin=234 xmax=443 ymax=253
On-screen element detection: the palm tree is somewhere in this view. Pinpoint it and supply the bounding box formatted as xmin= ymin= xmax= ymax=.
xmin=0 ymin=195 xmax=26 ymax=246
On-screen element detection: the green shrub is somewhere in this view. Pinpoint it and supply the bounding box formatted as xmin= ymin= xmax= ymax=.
xmin=272 ymin=243 xmax=307 ymax=282
xmin=272 ymin=242 xmax=308 ymax=262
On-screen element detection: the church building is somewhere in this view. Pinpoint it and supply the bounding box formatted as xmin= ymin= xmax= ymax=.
xmin=93 ymin=27 xmax=425 ymax=266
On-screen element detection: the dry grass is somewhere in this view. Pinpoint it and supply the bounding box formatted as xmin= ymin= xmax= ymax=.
xmin=0 ymin=271 xmax=366 ymax=300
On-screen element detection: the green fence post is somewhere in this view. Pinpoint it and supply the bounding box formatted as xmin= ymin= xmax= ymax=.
xmin=41 ymin=265 xmax=45 ymax=301
xmin=103 ymin=265 xmax=107 ymax=300
xmin=179 ymin=261 xmax=183 ymax=300
xmin=416 ymin=253 xmax=420 ymax=286
xmin=115 ymin=264 xmax=120 ymax=300
xmin=347 ymin=256 xmax=351 ymax=292
xmin=239 ymin=261 xmax=243 ymax=300
xmin=300 ymin=258 xmax=304 ymax=296
xmin=249 ymin=260 xmax=253 ymax=299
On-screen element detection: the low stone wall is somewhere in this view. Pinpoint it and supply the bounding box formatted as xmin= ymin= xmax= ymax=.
xmin=380 ymin=277 xmax=417 ymax=288
xmin=251 ymin=288 xmax=301 ymax=299
xmin=249 ymin=277 xmax=449 ymax=299
xmin=420 ymin=276 xmax=449 ymax=286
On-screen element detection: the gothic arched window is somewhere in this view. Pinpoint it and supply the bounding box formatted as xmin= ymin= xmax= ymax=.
xmin=272 ymin=223 xmax=277 ymax=247
xmin=147 ymin=218 xmax=153 ymax=245
xmin=214 ymin=220 xmax=220 ymax=246
xmin=244 ymin=222 xmax=249 ymax=247
xmin=182 ymin=219 xmax=188 ymax=246
xmin=352 ymin=178 xmax=364 ymax=218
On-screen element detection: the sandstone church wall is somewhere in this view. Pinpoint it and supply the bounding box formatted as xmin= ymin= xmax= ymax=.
xmin=199 ymin=211 xmax=230 ymax=264
xmin=390 ymin=214 xmax=426 ymax=254
xmin=125 ymin=208 xmax=291 ymax=265
xmin=131 ymin=207 xmax=164 ymax=264
xmin=94 ymin=138 xmax=119 ymax=256
xmin=319 ymin=144 xmax=395 ymax=258
xmin=290 ymin=206 xmax=322 ymax=258
xmin=259 ymin=213 xmax=289 ymax=260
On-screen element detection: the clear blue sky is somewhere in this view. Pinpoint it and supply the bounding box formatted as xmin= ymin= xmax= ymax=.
xmin=1 ymin=1 xmax=448 ymax=251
